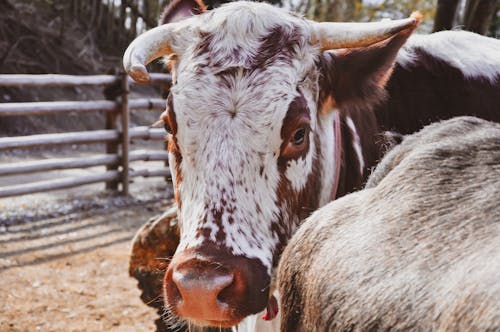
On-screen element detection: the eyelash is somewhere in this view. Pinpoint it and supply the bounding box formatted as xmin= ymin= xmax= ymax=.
xmin=290 ymin=127 xmax=307 ymax=146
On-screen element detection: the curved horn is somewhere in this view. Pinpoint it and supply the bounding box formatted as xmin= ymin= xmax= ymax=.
xmin=123 ymin=24 xmax=182 ymax=83
xmin=312 ymin=12 xmax=422 ymax=50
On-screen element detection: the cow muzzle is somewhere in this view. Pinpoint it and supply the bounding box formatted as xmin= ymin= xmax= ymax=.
xmin=163 ymin=244 xmax=271 ymax=327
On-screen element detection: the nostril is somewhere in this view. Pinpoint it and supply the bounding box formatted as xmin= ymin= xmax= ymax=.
xmin=169 ymin=274 xmax=183 ymax=303
xmin=164 ymin=252 xmax=270 ymax=323
xmin=217 ymin=270 xmax=243 ymax=304
xmin=216 ymin=277 xmax=234 ymax=304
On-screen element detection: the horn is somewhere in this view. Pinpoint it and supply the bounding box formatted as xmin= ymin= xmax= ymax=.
xmin=312 ymin=12 xmax=422 ymax=50
xmin=123 ymin=23 xmax=183 ymax=83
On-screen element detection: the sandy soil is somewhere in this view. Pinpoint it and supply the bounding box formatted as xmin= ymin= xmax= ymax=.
xmin=0 ymin=199 xmax=173 ymax=332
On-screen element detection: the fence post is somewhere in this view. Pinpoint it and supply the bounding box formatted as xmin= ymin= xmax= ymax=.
xmin=120 ymin=72 xmax=130 ymax=195
xmin=104 ymin=111 xmax=119 ymax=190
xmin=103 ymin=75 xmax=120 ymax=191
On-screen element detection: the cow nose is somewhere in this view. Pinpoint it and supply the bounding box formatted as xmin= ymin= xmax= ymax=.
xmin=163 ymin=246 xmax=270 ymax=327
xmin=167 ymin=259 xmax=236 ymax=321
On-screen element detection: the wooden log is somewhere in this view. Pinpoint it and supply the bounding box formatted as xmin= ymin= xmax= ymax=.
xmin=0 ymin=98 xmax=164 ymax=117
xmin=0 ymin=154 xmax=119 ymax=177
xmin=0 ymin=130 xmax=119 ymax=150
xmin=0 ymin=127 xmax=164 ymax=151
xmin=129 ymin=149 xmax=169 ymax=161
xmin=0 ymin=171 xmax=120 ymax=198
xmin=105 ymin=109 xmax=119 ymax=190
xmin=0 ymin=100 xmax=118 ymax=116
xmin=129 ymin=127 xmax=166 ymax=140
xmin=0 ymin=74 xmax=171 ymax=87
xmin=0 ymin=74 xmax=118 ymax=87
xmin=129 ymin=98 xmax=165 ymax=111
xmin=130 ymin=168 xmax=171 ymax=178
xmin=0 ymin=150 xmax=168 ymax=177
xmin=121 ymin=72 xmax=131 ymax=195
xmin=129 ymin=73 xmax=172 ymax=85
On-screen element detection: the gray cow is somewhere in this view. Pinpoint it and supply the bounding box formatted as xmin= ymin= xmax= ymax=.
xmin=278 ymin=116 xmax=500 ymax=331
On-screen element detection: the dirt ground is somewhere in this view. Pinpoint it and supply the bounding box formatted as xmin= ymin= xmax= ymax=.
xmin=0 ymin=196 xmax=173 ymax=332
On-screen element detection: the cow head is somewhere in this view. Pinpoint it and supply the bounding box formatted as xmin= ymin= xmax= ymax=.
xmin=124 ymin=1 xmax=419 ymax=328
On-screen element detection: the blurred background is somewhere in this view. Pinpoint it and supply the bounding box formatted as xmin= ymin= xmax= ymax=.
xmin=0 ymin=0 xmax=498 ymax=77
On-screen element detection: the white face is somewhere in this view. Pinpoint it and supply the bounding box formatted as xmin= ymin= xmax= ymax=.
xmin=162 ymin=2 xmax=331 ymax=272
xmin=169 ymin=67 xmax=319 ymax=272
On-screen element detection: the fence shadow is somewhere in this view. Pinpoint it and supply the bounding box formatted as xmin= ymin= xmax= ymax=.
xmin=0 ymin=202 xmax=163 ymax=273
xmin=0 ymin=235 xmax=133 ymax=272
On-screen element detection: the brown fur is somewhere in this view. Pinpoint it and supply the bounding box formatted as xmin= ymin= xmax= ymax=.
xmin=278 ymin=117 xmax=500 ymax=331
xmin=159 ymin=0 xmax=206 ymax=25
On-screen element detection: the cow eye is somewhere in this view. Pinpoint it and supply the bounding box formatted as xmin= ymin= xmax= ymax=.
xmin=291 ymin=127 xmax=306 ymax=146
xmin=280 ymin=125 xmax=310 ymax=160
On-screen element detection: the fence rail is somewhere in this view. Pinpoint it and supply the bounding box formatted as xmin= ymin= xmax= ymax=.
xmin=0 ymin=98 xmax=165 ymax=116
xmin=0 ymin=73 xmax=171 ymax=87
xmin=0 ymin=73 xmax=172 ymax=199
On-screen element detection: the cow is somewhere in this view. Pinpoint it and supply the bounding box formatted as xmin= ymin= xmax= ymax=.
xmin=123 ymin=1 xmax=500 ymax=330
xmin=278 ymin=116 xmax=500 ymax=331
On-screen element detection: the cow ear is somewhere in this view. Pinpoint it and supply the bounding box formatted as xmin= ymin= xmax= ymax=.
xmin=319 ymin=27 xmax=414 ymax=112
xmin=160 ymin=0 xmax=207 ymax=24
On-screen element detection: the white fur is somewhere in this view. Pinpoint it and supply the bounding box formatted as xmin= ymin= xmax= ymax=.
xmin=398 ymin=30 xmax=500 ymax=83
xmin=285 ymin=131 xmax=316 ymax=191
xmin=317 ymin=110 xmax=337 ymax=206
xmin=235 ymin=311 xmax=281 ymax=332
xmin=346 ymin=116 xmax=364 ymax=175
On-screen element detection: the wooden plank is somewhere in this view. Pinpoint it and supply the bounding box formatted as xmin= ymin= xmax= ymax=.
xmin=0 ymin=150 xmax=168 ymax=177
xmin=130 ymin=73 xmax=172 ymax=85
xmin=130 ymin=168 xmax=171 ymax=178
xmin=129 ymin=127 xmax=165 ymax=140
xmin=0 ymin=127 xmax=163 ymax=151
xmin=0 ymin=74 xmax=118 ymax=87
xmin=129 ymin=98 xmax=165 ymax=111
xmin=120 ymin=72 xmax=130 ymax=195
xmin=0 ymin=171 xmax=120 ymax=198
xmin=0 ymin=98 xmax=164 ymax=117
xmin=0 ymin=130 xmax=119 ymax=150
xmin=0 ymin=100 xmax=118 ymax=116
xmin=0 ymin=155 xmax=119 ymax=177
xmin=0 ymin=73 xmax=171 ymax=87
xmin=129 ymin=150 xmax=169 ymax=161
xmin=105 ymin=108 xmax=119 ymax=190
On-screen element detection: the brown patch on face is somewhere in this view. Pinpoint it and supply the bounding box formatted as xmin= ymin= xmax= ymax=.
xmin=270 ymin=93 xmax=322 ymax=267
xmin=320 ymin=95 xmax=337 ymax=114
xmin=163 ymin=94 xmax=183 ymax=209
xmin=195 ymin=204 xmax=229 ymax=243
xmin=167 ymin=135 xmax=183 ymax=209
xmin=197 ymin=25 xmax=305 ymax=71
xmin=273 ymin=135 xmax=323 ymax=267
xmin=194 ymin=30 xmax=214 ymax=58
xmin=252 ymin=26 xmax=303 ymax=69
xmin=162 ymin=94 xmax=178 ymax=135
xmin=159 ymin=0 xmax=206 ymax=25
xmin=278 ymin=93 xmax=311 ymax=165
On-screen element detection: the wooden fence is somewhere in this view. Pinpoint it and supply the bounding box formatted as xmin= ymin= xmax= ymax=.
xmin=0 ymin=73 xmax=172 ymax=199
